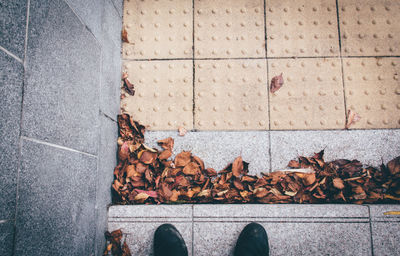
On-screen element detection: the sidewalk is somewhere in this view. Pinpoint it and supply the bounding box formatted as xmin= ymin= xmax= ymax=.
xmin=108 ymin=204 xmax=400 ymax=256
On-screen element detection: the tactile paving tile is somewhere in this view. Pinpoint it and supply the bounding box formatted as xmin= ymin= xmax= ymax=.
xmin=339 ymin=0 xmax=400 ymax=56
xmin=266 ymin=0 xmax=339 ymax=57
xmin=122 ymin=0 xmax=193 ymax=59
xmin=121 ymin=60 xmax=193 ymax=130
xmin=269 ymin=58 xmax=345 ymax=130
xmin=194 ymin=59 xmax=268 ymax=130
xmin=194 ymin=0 xmax=265 ymax=58
xmin=343 ymin=58 xmax=400 ymax=129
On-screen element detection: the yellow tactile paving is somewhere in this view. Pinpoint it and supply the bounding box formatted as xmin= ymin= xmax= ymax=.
xmin=269 ymin=58 xmax=345 ymax=130
xmin=344 ymin=58 xmax=400 ymax=129
xmin=266 ymin=0 xmax=339 ymax=57
xmin=121 ymin=60 xmax=193 ymax=130
xmin=194 ymin=0 xmax=265 ymax=58
xmin=194 ymin=59 xmax=268 ymax=130
xmin=122 ymin=0 xmax=193 ymax=59
xmin=339 ymin=0 xmax=400 ymax=56
xmin=121 ymin=0 xmax=400 ymax=131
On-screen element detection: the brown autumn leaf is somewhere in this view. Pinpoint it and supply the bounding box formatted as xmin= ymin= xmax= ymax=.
xmin=126 ymin=165 xmax=138 ymax=178
xmin=175 ymin=151 xmax=191 ymax=167
xmin=288 ymin=160 xmax=300 ymax=168
xmin=122 ymin=241 xmax=132 ymax=256
xmin=140 ymin=151 xmax=157 ymax=164
xmin=205 ymin=168 xmax=217 ymax=177
xmin=303 ymin=173 xmax=316 ymax=186
xmin=159 ymin=149 xmax=172 ymax=160
xmin=254 ymin=187 xmax=268 ymax=198
xmin=333 ymin=177 xmax=345 ymax=189
xmin=270 ymin=73 xmax=284 ymax=93
xmin=232 ymin=156 xmax=244 ymax=177
xmin=134 ymin=189 xmax=158 ymax=198
xmin=121 ymin=72 xmax=134 ymax=96
xmin=118 ymin=142 xmax=130 ymax=161
xmin=170 ymin=190 xmax=180 ymax=201
xmin=345 ymin=109 xmax=361 ymax=129
xmin=192 ymin=155 xmax=205 ymax=170
xmin=178 ymin=126 xmax=187 ymax=136
xmin=387 ymin=156 xmax=400 ymax=175
xmin=157 ymin=137 xmax=174 ymax=151
xmin=183 ymin=162 xmax=200 ymax=175
xmin=122 ymin=27 xmax=129 ymax=43
xmin=233 ymin=179 xmax=245 ymax=190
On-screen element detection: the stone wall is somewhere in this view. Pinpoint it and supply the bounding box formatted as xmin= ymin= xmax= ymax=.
xmin=0 ymin=0 xmax=122 ymax=255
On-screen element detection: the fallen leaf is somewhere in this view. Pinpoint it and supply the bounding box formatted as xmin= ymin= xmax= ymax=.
xmin=122 ymin=72 xmax=135 ymax=96
xmin=140 ymin=151 xmax=157 ymax=164
xmin=205 ymin=168 xmax=217 ymax=177
xmin=345 ymin=109 xmax=361 ymax=129
xmin=175 ymin=151 xmax=191 ymax=167
xmin=178 ymin=126 xmax=187 ymax=136
xmin=270 ymin=73 xmax=284 ymax=93
xmin=183 ymin=162 xmax=200 ymax=175
xmin=332 ymin=178 xmax=345 ymax=189
xmin=122 ymin=27 xmax=129 ymax=43
xmin=118 ymin=142 xmax=130 ymax=161
xmin=232 ymin=156 xmax=244 ymax=177
xmin=159 ymin=149 xmax=172 ymax=160
xmin=157 ymin=137 xmax=174 ymax=151
xmin=134 ymin=189 xmax=158 ymax=198
xmin=387 ymin=156 xmax=400 ymax=175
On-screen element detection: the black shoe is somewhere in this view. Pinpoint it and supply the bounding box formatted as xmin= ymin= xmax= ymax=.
xmin=234 ymin=222 xmax=269 ymax=256
xmin=154 ymin=224 xmax=188 ymax=256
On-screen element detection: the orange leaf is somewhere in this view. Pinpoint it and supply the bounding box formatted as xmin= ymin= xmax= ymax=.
xmin=159 ymin=149 xmax=172 ymax=160
xmin=140 ymin=151 xmax=157 ymax=164
xmin=157 ymin=137 xmax=174 ymax=151
xmin=232 ymin=156 xmax=244 ymax=177
xmin=122 ymin=27 xmax=129 ymax=43
xmin=333 ymin=178 xmax=345 ymax=190
xmin=178 ymin=126 xmax=187 ymax=136
xmin=183 ymin=162 xmax=200 ymax=176
xmin=345 ymin=109 xmax=361 ymax=129
xmin=175 ymin=151 xmax=191 ymax=167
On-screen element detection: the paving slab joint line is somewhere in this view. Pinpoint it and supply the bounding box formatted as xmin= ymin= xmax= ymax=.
xmin=0 ymin=45 xmax=23 ymax=64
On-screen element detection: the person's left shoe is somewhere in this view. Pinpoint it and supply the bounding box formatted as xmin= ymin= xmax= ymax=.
xmin=154 ymin=224 xmax=188 ymax=256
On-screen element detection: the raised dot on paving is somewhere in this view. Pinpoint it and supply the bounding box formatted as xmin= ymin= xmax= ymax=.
xmin=344 ymin=58 xmax=400 ymax=129
xmin=266 ymin=0 xmax=339 ymax=57
xmin=269 ymin=58 xmax=345 ymax=130
xmin=194 ymin=59 xmax=268 ymax=130
xmin=121 ymin=60 xmax=193 ymax=130
xmin=339 ymin=0 xmax=400 ymax=56
xmin=194 ymin=0 xmax=265 ymax=58
xmin=123 ymin=0 xmax=193 ymax=59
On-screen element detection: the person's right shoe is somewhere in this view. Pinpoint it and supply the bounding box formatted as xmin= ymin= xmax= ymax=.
xmin=234 ymin=222 xmax=269 ymax=256
xmin=154 ymin=223 xmax=188 ymax=256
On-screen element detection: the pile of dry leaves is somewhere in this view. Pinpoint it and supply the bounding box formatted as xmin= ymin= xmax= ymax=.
xmin=112 ymin=114 xmax=400 ymax=204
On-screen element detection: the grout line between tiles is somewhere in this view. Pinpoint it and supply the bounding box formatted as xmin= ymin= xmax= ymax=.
xmin=121 ymin=56 xmax=400 ymax=62
xmin=191 ymin=204 xmax=194 ymax=256
xmin=335 ymin=0 xmax=348 ymax=128
xmin=13 ymin=1 xmax=31 ymax=254
xmin=192 ymin=220 xmax=370 ymax=224
xmin=192 ymin=0 xmax=195 ymax=130
xmin=0 ymin=45 xmax=23 ymax=64
xmin=147 ymin=127 xmax=400 ymax=132
xmin=264 ymin=0 xmax=272 ymax=173
xmin=367 ymin=205 xmax=375 ymax=256
xmin=20 ymin=136 xmax=97 ymax=158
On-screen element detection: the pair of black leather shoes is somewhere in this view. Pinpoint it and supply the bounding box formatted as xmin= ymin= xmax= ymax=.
xmin=154 ymin=222 xmax=269 ymax=256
